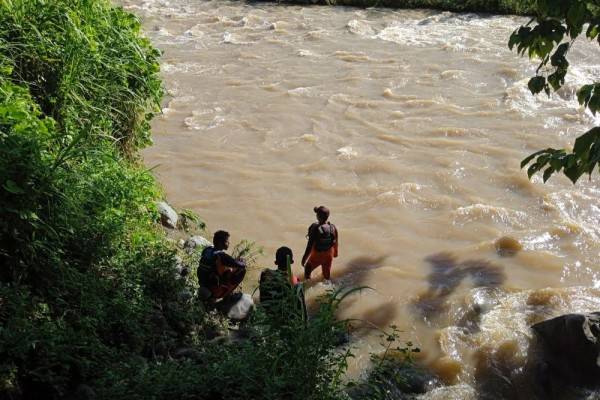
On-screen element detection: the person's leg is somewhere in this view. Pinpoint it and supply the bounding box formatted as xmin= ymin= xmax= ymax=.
xmin=322 ymin=258 xmax=333 ymax=280
xmin=304 ymin=261 xmax=317 ymax=280
xmin=220 ymin=268 xmax=246 ymax=299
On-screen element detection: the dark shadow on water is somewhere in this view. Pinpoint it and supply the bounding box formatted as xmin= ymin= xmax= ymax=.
xmin=335 ymin=255 xmax=388 ymax=287
xmin=349 ymin=301 xmax=398 ymax=340
xmin=412 ymin=252 xmax=506 ymax=326
xmin=304 ymin=255 xmax=388 ymax=315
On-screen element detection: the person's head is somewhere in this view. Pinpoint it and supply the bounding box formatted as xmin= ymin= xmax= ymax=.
xmin=213 ymin=230 xmax=230 ymax=250
xmin=314 ymin=205 xmax=330 ymax=224
xmin=275 ymin=246 xmax=293 ymax=270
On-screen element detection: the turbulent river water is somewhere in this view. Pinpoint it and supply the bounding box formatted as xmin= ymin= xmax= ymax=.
xmin=123 ymin=0 xmax=600 ymax=397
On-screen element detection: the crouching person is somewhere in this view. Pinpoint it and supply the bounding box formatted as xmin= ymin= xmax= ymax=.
xmin=259 ymin=247 xmax=307 ymax=323
xmin=198 ymin=230 xmax=246 ymax=302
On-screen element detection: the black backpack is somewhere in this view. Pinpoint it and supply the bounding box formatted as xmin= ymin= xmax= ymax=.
xmin=315 ymin=223 xmax=336 ymax=252
xmin=198 ymin=246 xmax=218 ymax=286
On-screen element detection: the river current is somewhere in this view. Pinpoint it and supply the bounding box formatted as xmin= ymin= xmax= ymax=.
xmin=123 ymin=0 xmax=600 ymax=397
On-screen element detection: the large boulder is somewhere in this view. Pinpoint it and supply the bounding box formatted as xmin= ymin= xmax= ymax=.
xmin=348 ymin=357 xmax=440 ymax=400
xmin=184 ymin=235 xmax=211 ymax=254
xmin=532 ymin=312 xmax=600 ymax=386
xmin=157 ymin=201 xmax=178 ymax=229
xmin=216 ymin=293 xmax=254 ymax=321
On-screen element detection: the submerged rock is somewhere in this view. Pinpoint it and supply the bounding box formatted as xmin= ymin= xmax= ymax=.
xmin=494 ymin=236 xmax=522 ymax=257
xmin=532 ymin=312 xmax=600 ymax=387
xmin=157 ymin=201 xmax=178 ymax=229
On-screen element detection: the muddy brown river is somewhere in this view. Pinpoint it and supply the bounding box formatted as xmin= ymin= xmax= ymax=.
xmin=123 ymin=0 xmax=600 ymax=397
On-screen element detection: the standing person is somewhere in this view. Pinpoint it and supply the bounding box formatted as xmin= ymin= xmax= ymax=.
xmin=197 ymin=230 xmax=246 ymax=301
xmin=302 ymin=206 xmax=338 ymax=282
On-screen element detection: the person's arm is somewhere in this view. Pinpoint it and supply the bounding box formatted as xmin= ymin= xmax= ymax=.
xmin=218 ymin=252 xmax=246 ymax=269
xmin=333 ymin=225 xmax=339 ymax=258
xmin=301 ymin=224 xmax=316 ymax=266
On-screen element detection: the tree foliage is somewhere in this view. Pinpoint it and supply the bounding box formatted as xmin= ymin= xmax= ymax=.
xmin=510 ymin=0 xmax=600 ymax=183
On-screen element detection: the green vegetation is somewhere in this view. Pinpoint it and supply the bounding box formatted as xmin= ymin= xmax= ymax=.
xmin=260 ymin=0 xmax=535 ymax=15
xmin=512 ymin=0 xmax=600 ymax=183
xmin=0 ymin=1 xmax=370 ymax=399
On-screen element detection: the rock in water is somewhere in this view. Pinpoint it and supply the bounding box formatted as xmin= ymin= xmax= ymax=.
xmin=157 ymin=201 xmax=178 ymax=229
xmin=494 ymin=236 xmax=522 ymax=257
xmin=532 ymin=312 xmax=600 ymax=386
xmin=184 ymin=235 xmax=212 ymax=253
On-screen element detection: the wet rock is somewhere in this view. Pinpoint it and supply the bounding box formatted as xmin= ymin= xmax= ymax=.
xmin=157 ymin=201 xmax=178 ymax=229
xmin=227 ymin=293 xmax=254 ymax=320
xmin=216 ymin=293 xmax=254 ymax=321
xmin=494 ymin=236 xmax=522 ymax=257
xmin=532 ymin=312 xmax=600 ymax=387
xmin=430 ymin=356 xmax=462 ymax=385
xmin=184 ymin=235 xmax=211 ymax=253
xmin=349 ymin=355 xmax=441 ymax=400
xmin=173 ymin=255 xmax=184 ymax=274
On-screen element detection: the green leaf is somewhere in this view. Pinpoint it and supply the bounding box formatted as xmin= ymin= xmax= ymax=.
xmin=577 ymin=84 xmax=593 ymax=106
xmin=521 ymin=149 xmax=548 ymax=168
xmin=573 ymin=127 xmax=600 ymax=155
xmin=564 ymin=165 xmax=583 ymax=183
xmin=548 ymin=69 xmax=567 ymax=90
xmin=586 ymin=23 xmax=599 ymax=40
xmin=588 ymin=92 xmax=600 ymax=115
xmin=543 ymin=166 xmax=555 ymax=182
xmin=3 ymin=180 xmax=25 ymax=194
xmin=528 ymin=76 xmax=547 ymax=95
xmin=566 ymin=1 xmax=587 ymax=37
xmin=550 ymin=156 xmax=564 ymax=172
xmin=527 ymin=161 xmax=545 ymax=178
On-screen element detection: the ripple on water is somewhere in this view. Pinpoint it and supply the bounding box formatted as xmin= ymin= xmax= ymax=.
xmin=453 ymin=204 xmax=529 ymax=228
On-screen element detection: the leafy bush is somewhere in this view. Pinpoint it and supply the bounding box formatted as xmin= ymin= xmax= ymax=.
xmin=0 ymin=0 xmax=162 ymax=154
xmin=96 ymin=288 xmax=356 ymax=400
xmin=511 ymin=0 xmax=600 ymax=183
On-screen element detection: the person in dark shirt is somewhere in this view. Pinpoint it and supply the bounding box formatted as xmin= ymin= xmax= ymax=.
xmin=198 ymin=230 xmax=246 ymax=301
xmin=259 ymin=247 xmax=306 ymax=321
xmin=302 ymin=206 xmax=338 ymax=281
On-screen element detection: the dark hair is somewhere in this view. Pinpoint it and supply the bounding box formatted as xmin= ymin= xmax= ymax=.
xmin=314 ymin=205 xmax=330 ymax=221
xmin=275 ymin=246 xmax=293 ymax=268
xmin=213 ymin=230 xmax=230 ymax=246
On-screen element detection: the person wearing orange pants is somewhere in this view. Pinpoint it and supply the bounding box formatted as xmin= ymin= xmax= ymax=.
xmin=302 ymin=206 xmax=338 ymax=281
